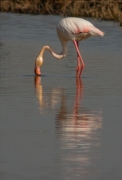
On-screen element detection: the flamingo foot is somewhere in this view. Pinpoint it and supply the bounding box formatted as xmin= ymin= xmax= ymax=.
xmin=79 ymin=64 xmax=85 ymax=76
xmin=76 ymin=64 xmax=85 ymax=77
xmin=76 ymin=66 xmax=81 ymax=77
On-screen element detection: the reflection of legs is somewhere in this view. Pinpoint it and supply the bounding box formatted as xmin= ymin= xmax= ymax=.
xmin=73 ymin=77 xmax=84 ymax=122
xmin=73 ymin=40 xmax=85 ymax=77
xmin=75 ymin=77 xmax=83 ymax=108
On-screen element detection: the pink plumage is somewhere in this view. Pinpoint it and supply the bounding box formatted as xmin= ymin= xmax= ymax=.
xmin=57 ymin=17 xmax=104 ymax=40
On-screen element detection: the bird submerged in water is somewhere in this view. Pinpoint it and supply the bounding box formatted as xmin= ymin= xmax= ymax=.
xmin=35 ymin=17 xmax=104 ymax=77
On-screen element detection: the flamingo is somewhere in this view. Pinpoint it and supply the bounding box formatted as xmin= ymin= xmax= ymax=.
xmin=35 ymin=17 xmax=104 ymax=77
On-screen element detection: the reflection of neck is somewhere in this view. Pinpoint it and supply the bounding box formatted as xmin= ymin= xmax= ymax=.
xmin=34 ymin=76 xmax=43 ymax=111
xmin=34 ymin=76 xmax=41 ymax=88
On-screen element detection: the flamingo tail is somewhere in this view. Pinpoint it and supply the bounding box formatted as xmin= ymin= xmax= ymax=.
xmin=89 ymin=26 xmax=105 ymax=37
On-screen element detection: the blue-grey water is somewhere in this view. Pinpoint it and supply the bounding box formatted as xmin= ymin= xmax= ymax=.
xmin=0 ymin=13 xmax=122 ymax=180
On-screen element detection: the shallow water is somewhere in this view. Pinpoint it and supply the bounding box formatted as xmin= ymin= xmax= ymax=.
xmin=0 ymin=13 xmax=122 ymax=180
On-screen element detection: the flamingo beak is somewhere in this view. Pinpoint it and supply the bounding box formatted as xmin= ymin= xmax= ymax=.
xmin=34 ymin=65 xmax=41 ymax=76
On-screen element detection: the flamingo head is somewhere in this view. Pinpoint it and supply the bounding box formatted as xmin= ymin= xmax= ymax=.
xmin=34 ymin=55 xmax=43 ymax=76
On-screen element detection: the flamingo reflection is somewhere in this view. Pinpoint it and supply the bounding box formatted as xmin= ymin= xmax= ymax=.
xmin=34 ymin=76 xmax=102 ymax=138
xmin=34 ymin=76 xmax=102 ymax=174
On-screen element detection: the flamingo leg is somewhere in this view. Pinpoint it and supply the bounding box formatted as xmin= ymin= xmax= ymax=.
xmin=73 ymin=40 xmax=85 ymax=77
xmin=76 ymin=41 xmax=81 ymax=77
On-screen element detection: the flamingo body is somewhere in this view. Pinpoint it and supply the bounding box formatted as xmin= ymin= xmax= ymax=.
xmin=57 ymin=17 xmax=104 ymax=41
xmin=35 ymin=17 xmax=104 ymax=77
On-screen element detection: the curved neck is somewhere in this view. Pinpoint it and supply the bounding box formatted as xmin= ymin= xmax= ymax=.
xmin=39 ymin=41 xmax=67 ymax=60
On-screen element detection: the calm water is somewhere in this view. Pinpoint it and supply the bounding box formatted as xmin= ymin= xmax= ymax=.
xmin=0 ymin=13 xmax=122 ymax=180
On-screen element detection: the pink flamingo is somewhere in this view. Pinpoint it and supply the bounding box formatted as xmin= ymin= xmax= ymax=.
xmin=35 ymin=17 xmax=104 ymax=77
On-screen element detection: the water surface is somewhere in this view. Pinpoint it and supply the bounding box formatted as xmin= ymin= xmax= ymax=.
xmin=0 ymin=13 xmax=122 ymax=180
